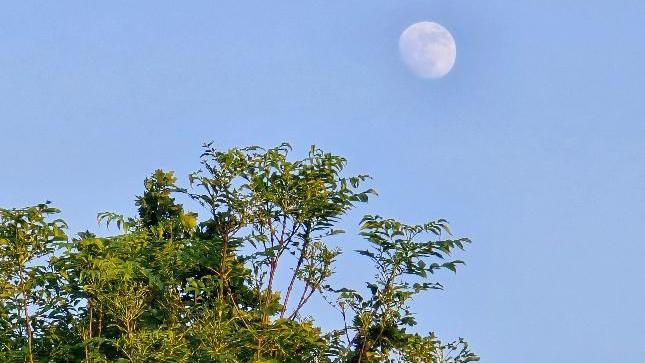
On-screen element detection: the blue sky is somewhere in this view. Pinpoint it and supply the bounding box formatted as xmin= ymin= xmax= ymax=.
xmin=1 ymin=1 xmax=644 ymax=361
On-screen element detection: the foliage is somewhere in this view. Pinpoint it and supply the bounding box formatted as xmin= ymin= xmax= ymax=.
xmin=0 ymin=143 xmax=478 ymax=362
xmin=0 ymin=203 xmax=68 ymax=362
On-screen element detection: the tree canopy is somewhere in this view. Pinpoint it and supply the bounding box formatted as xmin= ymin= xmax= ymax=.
xmin=0 ymin=143 xmax=478 ymax=362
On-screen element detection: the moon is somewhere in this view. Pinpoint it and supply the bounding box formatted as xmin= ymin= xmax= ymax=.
xmin=399 ymin=21 xmax=457 ymax=79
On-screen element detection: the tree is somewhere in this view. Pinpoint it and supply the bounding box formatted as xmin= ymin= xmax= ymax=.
xmin=0 ymin=143 xmax=478 ymax=362
xmin=0 ymin=203 xmax=67 ymax=362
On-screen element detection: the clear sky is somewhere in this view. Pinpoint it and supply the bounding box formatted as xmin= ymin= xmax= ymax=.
xmin=1 ymin=1 xmax=644 ymax=361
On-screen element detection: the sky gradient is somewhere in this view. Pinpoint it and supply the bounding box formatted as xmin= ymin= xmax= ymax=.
xmin=1 ymin=1 xmax=644 ymax=361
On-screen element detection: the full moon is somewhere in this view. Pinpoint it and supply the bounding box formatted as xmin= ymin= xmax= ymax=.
xmin=399 ymin=21 xmax=457 ymax=79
